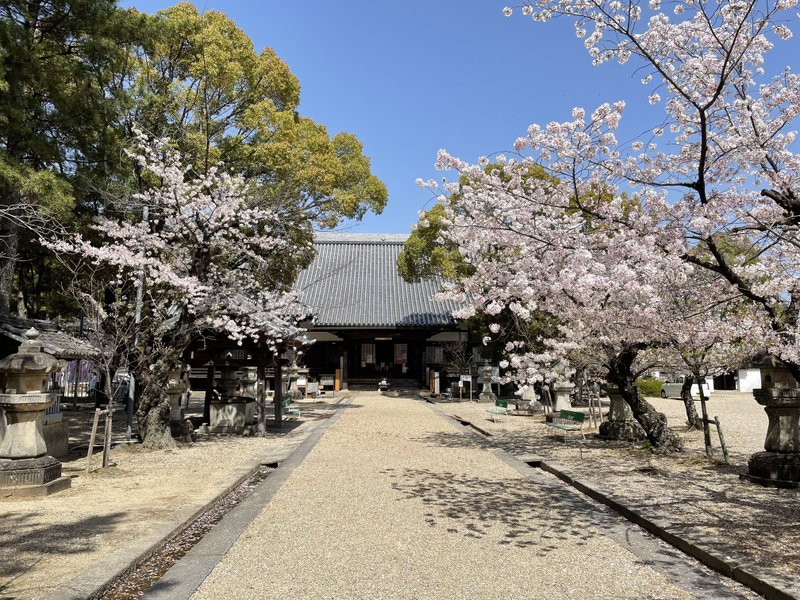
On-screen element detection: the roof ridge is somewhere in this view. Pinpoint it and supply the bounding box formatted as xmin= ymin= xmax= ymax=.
xmin=314 ymin=232 xmax=409 ymax=244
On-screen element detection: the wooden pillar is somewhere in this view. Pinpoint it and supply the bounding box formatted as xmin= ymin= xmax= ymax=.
xmin=341 ymin=348 xmax=348 ymax=390
xmin=274 ymin=359 xmax=283 ymax=428
xmin=257 ymin=347 xmax=266 ymax=436
xmin=203 ymin=362 xmax=214 ymax=425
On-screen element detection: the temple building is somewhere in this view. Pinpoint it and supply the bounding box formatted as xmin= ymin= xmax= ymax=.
xmin=294 ymin=233 xmax=469 ymax=390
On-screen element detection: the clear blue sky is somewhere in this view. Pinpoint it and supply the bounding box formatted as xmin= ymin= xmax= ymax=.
xmin=123 ymin=1 xmax=799 ymax=234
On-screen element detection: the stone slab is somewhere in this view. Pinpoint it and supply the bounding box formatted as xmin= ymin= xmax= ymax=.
xmin=43 ymin=421 xmax=69 ymax=458
xmin=1 ymin=476 xmax=71 ymax=498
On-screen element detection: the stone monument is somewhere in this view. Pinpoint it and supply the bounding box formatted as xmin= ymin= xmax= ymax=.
xmin=598 ymin=384 xmax=646 ymax=441
xmin=744 ymin=358 xmax=800 ymax=488
xmin=0 ymin=328 xmax=71 ymax=497
xmin=552 ymin=382 xmax=574 ymax=412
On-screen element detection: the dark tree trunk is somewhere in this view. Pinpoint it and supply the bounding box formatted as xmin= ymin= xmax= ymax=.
xmin=680 ymin=378 xmax=703 ymax=430
xmin=0 ymin=219 xmax=18 ymax=315
xmin=607 ymin=347 xmax=682 ymax=452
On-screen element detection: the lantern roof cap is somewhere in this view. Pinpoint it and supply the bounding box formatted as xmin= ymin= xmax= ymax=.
xmin=0 ymin=328 xmax=64 ymax=374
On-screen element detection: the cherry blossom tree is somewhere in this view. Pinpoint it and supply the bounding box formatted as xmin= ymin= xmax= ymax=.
xmin=49 ymin=136 xmax=308 ymax=447
xmin=422 ymin=152 xmax=694 ymax=449
xmin=502 ymin=0 xmax=800 ymax=378
xmin=641 ymin=265 xmax=771 ymax=430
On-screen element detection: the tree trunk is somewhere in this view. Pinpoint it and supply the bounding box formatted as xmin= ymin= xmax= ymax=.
xmin=0 ymin=218 xmax=18 ymax=315
xmin=680 ymin=378 xmax=703 ymax=430
xmin=137 ymin=395 xmax=175 ymax=449
xmin=608 ymin=347 xmax=682 ymax=452
xmin=135 ymin=360 xmax=177 ymax=449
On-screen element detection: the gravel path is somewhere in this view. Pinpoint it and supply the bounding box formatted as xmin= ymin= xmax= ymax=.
xmin=436 ymin=392 xmax=799 ymax=587
xmin=190 ymin=394 xmax=699 ymax=600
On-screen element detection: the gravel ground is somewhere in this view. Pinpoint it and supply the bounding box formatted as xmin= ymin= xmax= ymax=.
xmin=435 ymin=391 xmax=800 ymax=585
xmin=191 ymin=393 xmax=699 ymax=600
xmin=0 ymin=398 xmax=340 ymax=600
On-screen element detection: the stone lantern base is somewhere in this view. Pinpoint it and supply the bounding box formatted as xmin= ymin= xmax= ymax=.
xmin=0 ymin=455 xmax=71 ymax=498
xmin=478 ymin=388 xmax=496 ymax=403
xmin=742 ymin=388 xmax=800 ymax=488
xmin=744 ymin=452 xmax=800 ymax=489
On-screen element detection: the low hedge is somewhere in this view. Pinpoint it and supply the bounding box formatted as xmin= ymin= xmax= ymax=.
xmin=636 ymin=379 xmax=663 ymax=397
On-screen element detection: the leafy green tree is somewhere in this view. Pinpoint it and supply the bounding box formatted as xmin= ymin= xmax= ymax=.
xmin=397 ymin=202 xmax=472 ymax=283
xmin=0 ymin=0 xmax=149 ymax=314
xmin=129 ymin=3 xmax=387 ymax=232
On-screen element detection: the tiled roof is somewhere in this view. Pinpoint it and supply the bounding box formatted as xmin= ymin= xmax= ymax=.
xmin=0 ymin=315 xmax=100 ymax=360
xmin=294 ymin=233 xmax=461 ymax=328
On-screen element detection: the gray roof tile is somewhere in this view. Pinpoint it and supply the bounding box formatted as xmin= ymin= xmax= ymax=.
xmin=294 ymin=234 xmax=461 ymax=328
xmin=0 ymin=315 xmax=100 ymax=359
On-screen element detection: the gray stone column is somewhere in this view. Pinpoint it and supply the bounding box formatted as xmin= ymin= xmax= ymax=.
xmin=287 ymin=362 xmax=303 ymax=401
xmin=166 ymin=366 xmax=185 ymax=423
xmin=553 ymin=383 xmax=574 ymax=412
xmin=218 ymin=365 xmax=238 ymax=398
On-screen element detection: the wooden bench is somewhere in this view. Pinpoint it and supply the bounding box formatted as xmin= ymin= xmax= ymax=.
xmin=546 ymin=409 xmax=586 ymax=442
xmin=487 ymin=400 xmax=509 ymax=422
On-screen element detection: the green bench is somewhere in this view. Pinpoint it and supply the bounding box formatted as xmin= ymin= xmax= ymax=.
xmin=546 ymin=409 xmax=586 ymax=442
xmin=486 ymin=399 xmax=509 ymax=422
xmin=280 ymin=397 xmax=300 ymax=417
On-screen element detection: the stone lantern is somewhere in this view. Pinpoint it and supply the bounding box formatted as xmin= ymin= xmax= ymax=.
xmin=286 ymin=361 xmax=304 ymax=401
xmin=477 ymin=365 xmax=496 ymax=403
xmin=239 ymin=367 xmax=258 ymax=400
xmin=745 ymin=357 xmax=800 ymax=488
xmin=0 ymin=328 xmax=71 ymax=497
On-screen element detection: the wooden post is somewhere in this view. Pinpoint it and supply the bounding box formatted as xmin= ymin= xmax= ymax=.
xmin=339 ymin=350 xmax=350 ymax=390
xmin=274 ymin=359 xmax=283 ymax=428
xmin=697 ymin=379 xmax=713 ymax=457
xmin=714 ymin=416 xmax=730 ymax=463
xmin=102 ymin=406 xmax=112 ymax=468
xmin=86 ymin=408 xmax=101 ymax=473
xmin=257 ymin=347 xmax=266 ymax=436
xmin=203 ymin=362 xmax=214 ymax=425
xmin=73 ymin=359 xmax=81 ymax=409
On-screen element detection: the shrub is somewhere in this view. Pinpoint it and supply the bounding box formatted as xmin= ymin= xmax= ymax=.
xmin=637 ymin=379 xmax=662 ymax=398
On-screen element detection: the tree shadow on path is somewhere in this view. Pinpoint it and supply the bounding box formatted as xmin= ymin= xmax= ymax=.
xmin=0 ymin=511 xmax=125 ymax=596
xmin=382 ymin=467 xmax=599 ymax=554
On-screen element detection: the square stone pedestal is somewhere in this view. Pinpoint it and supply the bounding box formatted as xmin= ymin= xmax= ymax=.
xmin=208 ymin=400 xmax=256 ymax=434
xmin=0 ymin=455 xmax=71 ymax=498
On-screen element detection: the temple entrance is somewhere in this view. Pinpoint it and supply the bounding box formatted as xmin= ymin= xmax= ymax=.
xmin=342 ymin=338 xmax=421 ymax=387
